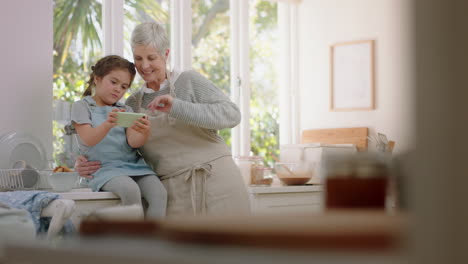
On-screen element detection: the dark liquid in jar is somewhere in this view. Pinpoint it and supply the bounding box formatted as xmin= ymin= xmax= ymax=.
xmin=326 ymin=177 xmax=388 ymax=209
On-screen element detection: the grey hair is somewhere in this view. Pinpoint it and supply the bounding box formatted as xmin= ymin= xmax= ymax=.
xmin=131 ymin=22 xmax=169 ymax=57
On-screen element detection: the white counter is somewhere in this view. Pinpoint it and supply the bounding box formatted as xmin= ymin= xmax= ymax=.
xmin=55 ymin=188 xmax=120 ymax=228
xmin=59 ymin=185 xmax=323 ymax=200
xmin=56 ymin=184 xmax=325 ymax=227
xmin=57 ymin=188 xmax=118 ymax=200
xmin=248 ymin=184 xmax=324 ymax=214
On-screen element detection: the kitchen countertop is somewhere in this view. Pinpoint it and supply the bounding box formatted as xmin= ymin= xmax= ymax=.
xmin=57 ymin=188 xmax=119 ymax=200
xmin=58 ymin=185 xmax=323 ymax=199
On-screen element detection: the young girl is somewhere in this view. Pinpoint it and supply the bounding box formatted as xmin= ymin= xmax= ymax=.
xmin=70 ymin=55 xmax=166 ymax=219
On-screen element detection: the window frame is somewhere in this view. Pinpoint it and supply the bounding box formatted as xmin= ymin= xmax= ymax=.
xmin=103 ymin=0 xmax=124 ymax=56
xmin=278 ymin=2 xmax=300 ymax=145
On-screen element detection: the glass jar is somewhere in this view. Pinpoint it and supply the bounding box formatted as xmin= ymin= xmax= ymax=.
xmin=251 ymin=166 xmax=273 ymax=186
xmin=76 ymin=175 xmax=89 ymax=188
xmin=324 ymin=153 xmax=389 ymax=209
xmin=234 ymin=156 xmax=263 ymax=185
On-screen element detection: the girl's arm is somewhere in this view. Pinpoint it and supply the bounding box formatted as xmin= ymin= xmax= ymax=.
xmin=126 ymin=116 xmax=151 ymax=148
xmin=73 ymin=109 xmax=119 ymax=147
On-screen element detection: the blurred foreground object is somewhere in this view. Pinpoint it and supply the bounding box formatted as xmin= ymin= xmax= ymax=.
xmin=79 ymin=210 xmax=407 ymax=252
xmin=324 ymin=153 xmax=390 ymax=209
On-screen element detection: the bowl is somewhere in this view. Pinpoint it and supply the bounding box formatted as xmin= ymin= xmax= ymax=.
xmin=116 ymin=112 xmax=146 ymax=127
xmin=48 ymin=172 xmax=78 ymax=192
xmin=275 ymin=162 xmax=315 ymax=185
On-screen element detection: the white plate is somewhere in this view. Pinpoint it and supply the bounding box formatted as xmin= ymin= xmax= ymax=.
xmin=0 ymin=131 xmax=48 ymax=169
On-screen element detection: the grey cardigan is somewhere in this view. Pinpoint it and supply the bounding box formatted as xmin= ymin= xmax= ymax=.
xmin=126 ymin=70 xmax=241 ymax=131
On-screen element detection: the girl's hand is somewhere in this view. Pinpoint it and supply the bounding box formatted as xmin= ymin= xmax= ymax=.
xmin=147 ymin=94 xmax=174 ymax=113
xmin=74 ymin=155 xmax=101 ymax=179
xmin=106 ymin=108 xmax=125 ymax=128
xmin=129 ymin=116 xmax=151 ymax=136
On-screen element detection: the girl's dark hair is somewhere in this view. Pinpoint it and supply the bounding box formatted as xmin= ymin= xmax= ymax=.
xmin=83 ymin=55 xmax=136 ymax=97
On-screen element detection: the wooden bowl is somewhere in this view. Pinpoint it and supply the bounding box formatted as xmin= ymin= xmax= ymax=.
xmin=277 ymin=177 xmax=311 ymax=185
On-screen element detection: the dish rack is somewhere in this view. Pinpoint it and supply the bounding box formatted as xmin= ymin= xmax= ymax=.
xmin=0 ymin=168 xmax=52 ymax=191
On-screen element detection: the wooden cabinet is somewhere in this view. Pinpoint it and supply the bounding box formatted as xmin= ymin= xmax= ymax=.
xmin=248 ymin=185 xmax=323 ymax=214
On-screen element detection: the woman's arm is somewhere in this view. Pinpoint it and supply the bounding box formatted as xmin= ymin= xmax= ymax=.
xmin=74 ymin=110 xmax=119 ymax=147
xmin=126 ymin=116 xmax=151 ymax=148
xmin=148 ymin=71 xmax=241 ymax=130
xmin=170 ymin=97 xmax=241 ymax=130
xmin=74 ymin=155 xmax=100 ymax=179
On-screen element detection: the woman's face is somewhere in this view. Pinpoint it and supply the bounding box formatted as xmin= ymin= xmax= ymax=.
xmin=133 ymin=45 xmax=168 ymax=87
xmin=93 ymin=69 xmax=131 ymax=106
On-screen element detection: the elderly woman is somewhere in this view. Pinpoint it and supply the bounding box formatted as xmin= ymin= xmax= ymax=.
xmin=75 ymin=22 xmax=250 ymax=216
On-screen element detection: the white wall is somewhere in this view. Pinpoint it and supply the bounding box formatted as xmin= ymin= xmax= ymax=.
xmin=297 ymin=0 xmax=414 ymax=153
xmin=0 ymin=0 xmax=53 ymax=158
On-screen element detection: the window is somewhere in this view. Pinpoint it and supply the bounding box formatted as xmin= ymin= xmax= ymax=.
xmin=123 ymin=0 xmax=171 ymax=94
xmin=249 ymin=0 xmax=279 ymax=166
xmin=53 ymin=0 xmax=103 ymax=166
xmin=52 ymin=0 xmax=170 ymax=165
xmin=53 ymin=0 xmax=296 ymax=167
xmin=191 ymin=0 xmax=232 ymax=145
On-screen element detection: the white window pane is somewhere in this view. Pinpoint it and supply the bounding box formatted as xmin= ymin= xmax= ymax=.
xmin=249 ymin=0 xmax=279 ymax=166
xmin=191 ymin=0 xmax=232 ymax=145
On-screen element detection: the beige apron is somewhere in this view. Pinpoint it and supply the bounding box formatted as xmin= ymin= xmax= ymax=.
xmin=135 ymin=73 xmax=250 ymax=216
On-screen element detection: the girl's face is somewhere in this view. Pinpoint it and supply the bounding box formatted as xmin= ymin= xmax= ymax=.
xmin=133 ymin=45 xmax=169 ymax=89
xmin=93 ymin=69 xmax=132 ymax=106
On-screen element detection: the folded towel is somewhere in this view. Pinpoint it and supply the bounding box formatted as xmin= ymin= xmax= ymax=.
xmin=0 ymin=191 xmax=75 ymax=234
